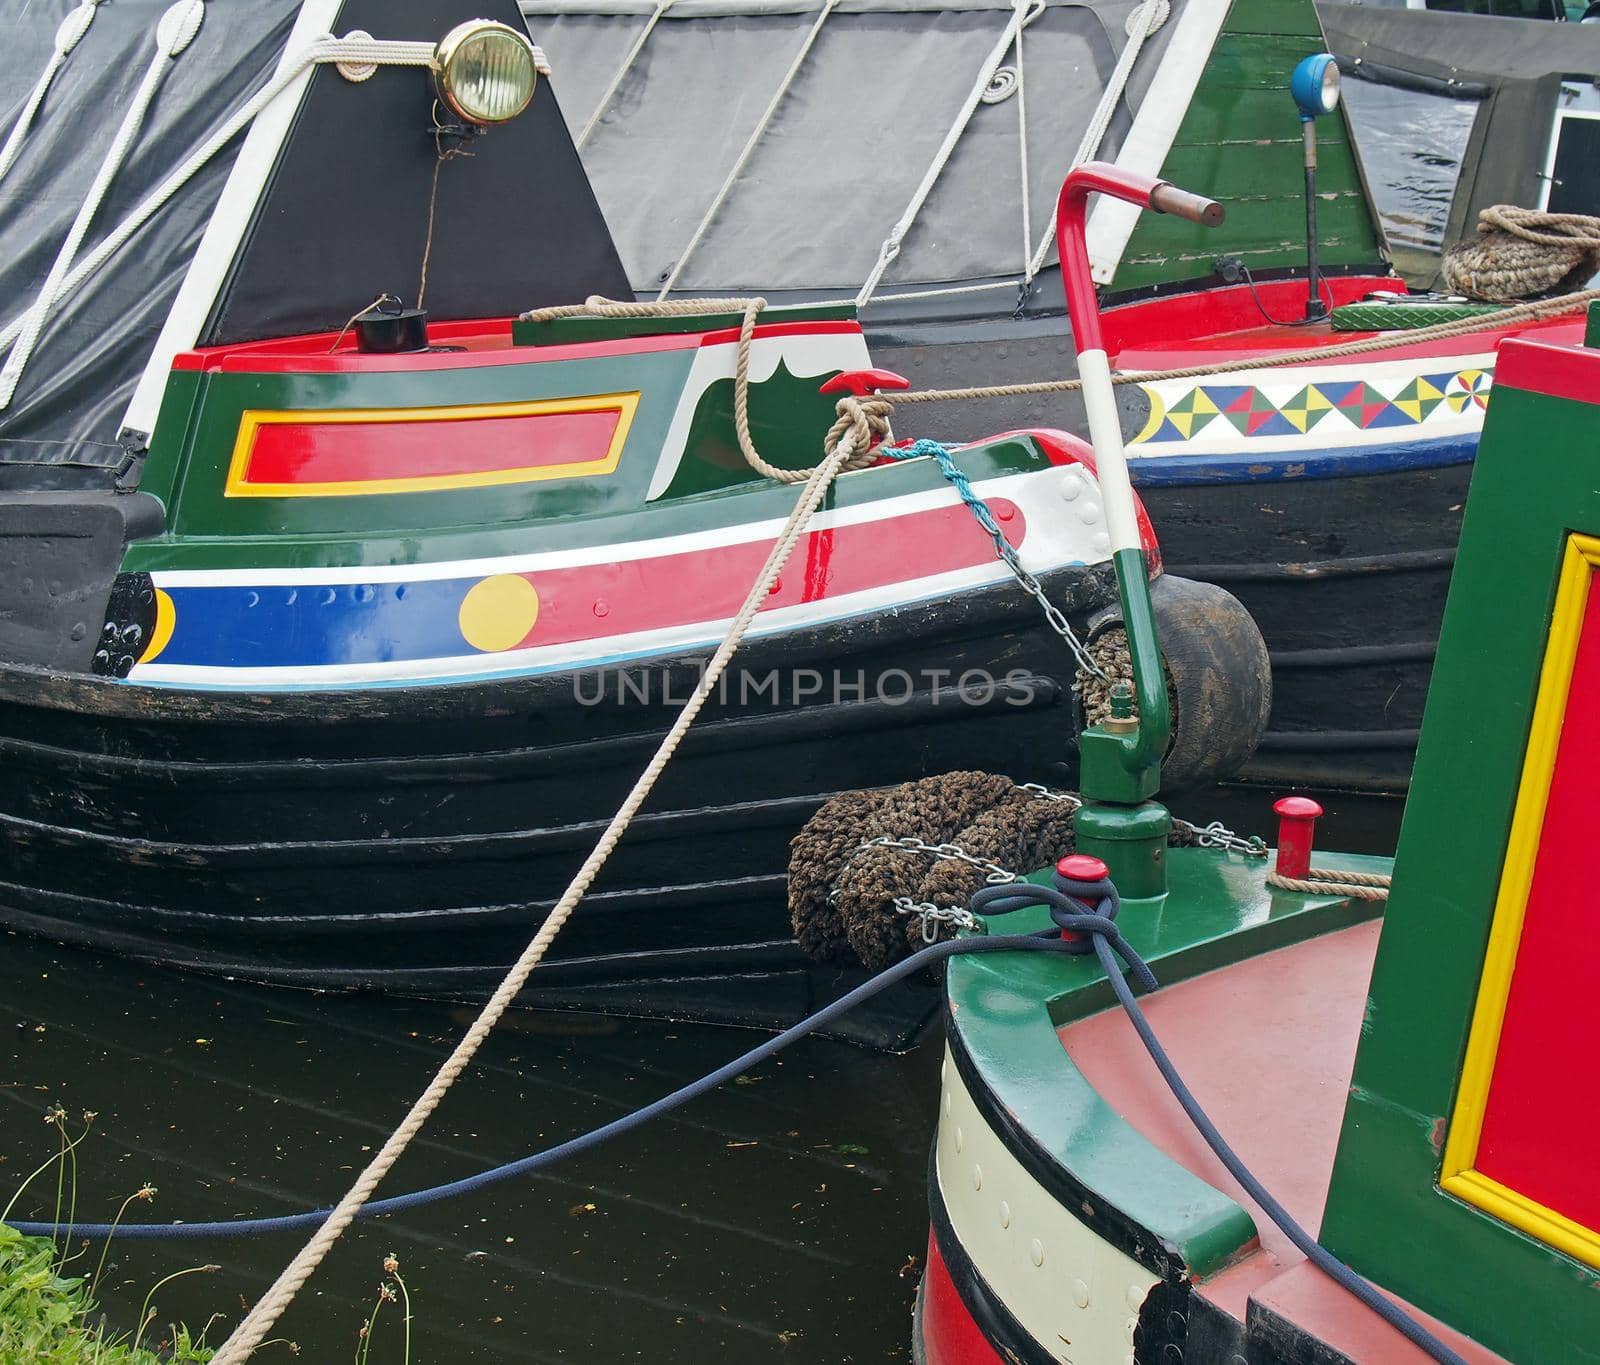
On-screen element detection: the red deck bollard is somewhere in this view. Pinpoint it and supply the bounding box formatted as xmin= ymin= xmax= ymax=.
xmin=1273 ymin=796 xmax=1324 ymax=880
xmin=1054 ymin=854 xmax=1110 ymax=942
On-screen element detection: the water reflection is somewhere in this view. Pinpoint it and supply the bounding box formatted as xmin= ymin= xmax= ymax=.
xmin=1 ymin=939 xmax=939 ymax=1362
xmin=0 ymin=788 xmax=1402 ymax=1361
xmin=1341 ymin=78 xmax=1481 ymax=254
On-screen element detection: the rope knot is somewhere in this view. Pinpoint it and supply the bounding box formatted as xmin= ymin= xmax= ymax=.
xmin=825 ymin=394 xmax=893 ymax=468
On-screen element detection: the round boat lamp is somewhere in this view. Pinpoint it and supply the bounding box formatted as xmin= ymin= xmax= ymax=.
xmin=1290 ymin=53 xmax=1340 ymax=120
xmin=433 ymin=20 xmax=539 ymax=125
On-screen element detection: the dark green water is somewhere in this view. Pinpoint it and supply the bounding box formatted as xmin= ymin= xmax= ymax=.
xmin=0 ymin=788 xmax=1402 ymax=1363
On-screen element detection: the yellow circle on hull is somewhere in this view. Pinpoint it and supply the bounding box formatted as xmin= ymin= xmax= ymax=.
xmin=139 ymin=587 xmax=177 ymax=665
xmin=458 ymin=574 xmax=540 ymax=652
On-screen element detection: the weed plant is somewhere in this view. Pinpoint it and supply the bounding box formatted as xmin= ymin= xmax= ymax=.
xmin=0 ymin=1108 xmax=219 ymax=1363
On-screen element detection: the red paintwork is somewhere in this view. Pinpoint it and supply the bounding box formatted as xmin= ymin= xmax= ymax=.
xmin=1055 ymin=163 xmax=1169 ymax=354
xmin=915 ymin=1230 xmax=1007 ymax=1365
xmin=487 ymin=498 xmax=1025 ymax=652
xmin=819 ymin=368 xmax=911 ymax=396
xmin=1101 ymin=275 xmax=1389 ymax=355
xmin=1115 ymin=309 xmax=1587 ymax=372
xmin=1495 ymin=334 xmax=1600 ymax=408
xmin=172 ymin=317 xmax=864 ymax=376
xmin=1475 ymin=579 xmax=1600 ymax=1228
xmin=1057 ymin=854 xmax=1109 ymax=880
xmin=1272 ymin=796 xmax=1324 ymax=880
xmin=241 ymin=409 xmax=623 ymax=487
xmin=1244 ymin=1262 xmax=1509 ymax=1365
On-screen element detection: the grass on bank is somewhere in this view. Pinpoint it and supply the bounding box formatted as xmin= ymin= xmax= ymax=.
xmin=0 ymin=1108 xmax=218 ymax=1363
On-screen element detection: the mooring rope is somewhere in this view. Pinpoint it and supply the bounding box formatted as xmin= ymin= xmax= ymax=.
xmin=524 ymin=288 xmax=1598 ymax=451
xmin=206 ymin=429 xmax=865 ymax=1364
xmin=16 ymin=885 xmax=1460 ymax=1365
xmin=520 ymin=295 xmax=888 ymax=483
xmin=1266 ymin=866 xmax=1390 ymax=901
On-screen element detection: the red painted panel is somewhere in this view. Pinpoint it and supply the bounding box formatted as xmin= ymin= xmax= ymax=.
xmin=1496 ymin=336 xmax=1600 ymax=409
xmin=493 ymin=498 xmax=1024 ymax=651
xmin=1476 ymin=577 xmax=1600 ymax=1229
xmin=242 ymin=409 xmax=621 ymax=486
xmin=917 ymin=1230 xmax=1007 ymax=1365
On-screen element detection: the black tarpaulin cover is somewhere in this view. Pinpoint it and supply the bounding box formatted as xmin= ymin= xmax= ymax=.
xmin=0 ymin=0 xmax=630 ymax=477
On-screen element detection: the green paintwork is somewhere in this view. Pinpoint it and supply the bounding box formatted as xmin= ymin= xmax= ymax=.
xmin=1110 ymin=0 xmax=1384 ymax=295
xmin=656 ymin=359 xmax=844 ymax=497
xmin=1074 ymin=799 xmax=1172 ymax=899
xmin=1587 ymin=300 xmax=1600 ymax=350
xmin=122 ymin=340 xmax=1071 ymax=573
xmin=1319 ymin=371 xmax=1600 ymax=1363
xmin=511 ymin=302 xmax=855 ymax=347
xmin=945 ymin=845 xmax=1388 ymax=1277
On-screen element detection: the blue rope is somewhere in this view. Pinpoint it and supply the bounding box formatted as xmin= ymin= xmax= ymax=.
xmin=885 ymin=439 xmax=1013 ymax=560
xmin=977 ymin=876 xmax=1468 ymax=1365
xmin=8 ymin=882 xmax=1467 ymax=1365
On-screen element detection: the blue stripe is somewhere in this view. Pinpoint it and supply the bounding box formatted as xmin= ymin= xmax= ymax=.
xmin=1127 ymin=432 xmax=1478 ymax=487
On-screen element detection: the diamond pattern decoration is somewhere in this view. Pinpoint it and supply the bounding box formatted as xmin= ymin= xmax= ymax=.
xmin=1141 ymin=366 xmax=1494 ymax=444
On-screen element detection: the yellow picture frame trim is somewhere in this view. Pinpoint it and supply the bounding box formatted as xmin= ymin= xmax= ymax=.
xmin=1439 ymin=531 xmax=1600 ymax=1271
xmin=224 ymin=392 xmax=639 ymax=498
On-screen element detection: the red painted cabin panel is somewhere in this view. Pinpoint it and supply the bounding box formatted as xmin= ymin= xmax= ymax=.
xmin=1476 ymin=579 xmax=1600 ymax=1232
xmin=242 ymin=409 xmax=622 ymax=487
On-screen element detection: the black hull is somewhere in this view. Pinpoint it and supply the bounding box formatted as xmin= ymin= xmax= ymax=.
xmin=0 ymin=565 xmax=1114 ymax=1039
xmin=1147 ymin=461 xmax=1466 ymax=794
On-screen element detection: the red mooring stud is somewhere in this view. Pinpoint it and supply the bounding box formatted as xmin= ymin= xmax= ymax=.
xmin=1273 ymin=796 xmax=1324 ymax=880
xmin=1054 ymin=855 xmax=1110 ymax=942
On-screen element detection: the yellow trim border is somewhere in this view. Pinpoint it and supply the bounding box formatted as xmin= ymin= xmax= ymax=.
xmin=1440 ymin=531 xmax=1600 ymax=1271
xmin=224 ymin=392 xmax=639 ymax=498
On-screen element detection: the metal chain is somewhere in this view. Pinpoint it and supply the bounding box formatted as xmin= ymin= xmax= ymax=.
xmin=1179 ymin=818 xmax=1268 ymax=858
xmin=893 ymin=897 xmax=983 ymax=942
xmin=887 ymin=439 xmax=1107 ymax=680
xmin=1016 ymin=781 xmax=1082 ymax=807
xmin=825 ymin=787 xmax=1264 ymax=947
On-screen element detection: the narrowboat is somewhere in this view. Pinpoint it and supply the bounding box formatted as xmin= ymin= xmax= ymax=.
xmin=537 ymin=0 xmax=1597 ymax=791
xmin=911 ymin=250 xmax=1600 ymax=1362
xmin=0 ymin=0 xmax=1270 ymax=1033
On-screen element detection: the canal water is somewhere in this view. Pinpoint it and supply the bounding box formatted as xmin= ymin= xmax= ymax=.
xmin=0 ymin=788 xmax=1402 ymax=1362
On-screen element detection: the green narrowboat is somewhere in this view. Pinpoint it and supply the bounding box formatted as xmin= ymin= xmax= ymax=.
xmin=914 ymin=281 xmax=1600 ymax=1362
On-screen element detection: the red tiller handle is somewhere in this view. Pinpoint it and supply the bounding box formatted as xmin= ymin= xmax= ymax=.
xmin=1054 ymin=163 xmax=1226 ymax=353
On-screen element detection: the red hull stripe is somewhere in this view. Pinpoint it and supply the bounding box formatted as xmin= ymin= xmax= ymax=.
xmin=485 ymin=498 xmax=1025 ymax=653
xmin=150 ymin=498 xmax=1027 ymax=670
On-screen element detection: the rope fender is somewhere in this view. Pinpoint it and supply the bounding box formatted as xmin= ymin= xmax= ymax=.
xmin=1444 ymin=205 xmax=1600 ymax=303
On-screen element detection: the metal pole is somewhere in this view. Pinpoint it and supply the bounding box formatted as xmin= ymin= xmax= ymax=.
xmin=1302 ymin=119 xmax=1327 ymax=322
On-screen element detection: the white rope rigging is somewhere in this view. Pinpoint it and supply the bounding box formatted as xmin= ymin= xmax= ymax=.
xmin=576 ymin=0 xmax=675 ymax=149
xmin=1023 ymin=0 xmax=1165 ymax=281
xmin=0 ymin=0 xmax=207 ymax=413
xmin=205 ymin=425 xmax=864 ymax=1365
xmin=0 ymin=1 xmax=101 ymax=188
xmin=0 ymin=33 xmax=442 ymax=369
xmin=1011 ymin=0 xmax=1034 ymax=281
xmin=854 ymin=1 xmax=1043 ymax=309
xmin=656 ymin=0 xmax=840 ymax=300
